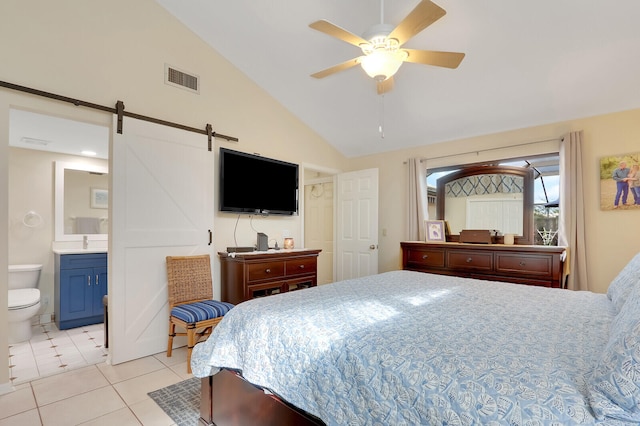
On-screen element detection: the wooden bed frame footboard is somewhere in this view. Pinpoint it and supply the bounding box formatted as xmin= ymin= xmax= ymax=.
xmin=199 ymin=368 xmax=325 ymax=426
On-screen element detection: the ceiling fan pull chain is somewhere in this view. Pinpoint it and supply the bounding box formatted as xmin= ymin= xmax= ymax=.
xmin=379 ymin=94 xmax=385 ymax=139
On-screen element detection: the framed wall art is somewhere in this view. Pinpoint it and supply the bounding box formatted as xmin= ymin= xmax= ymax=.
xmin=90 ymin=187 xmax=108 ymax=209
xmin=600 ymin=152 xmax=640 ymax=210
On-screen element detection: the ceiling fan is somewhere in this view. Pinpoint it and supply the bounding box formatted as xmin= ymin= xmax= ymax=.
xmin=309 ymin=0 xmax=465 ymax=94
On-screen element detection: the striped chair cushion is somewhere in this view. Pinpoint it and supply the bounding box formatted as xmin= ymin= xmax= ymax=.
xmin=171 ymin=300 xmax=234 ymax=323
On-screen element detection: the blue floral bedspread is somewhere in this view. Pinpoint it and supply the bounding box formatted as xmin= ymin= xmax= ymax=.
xmin=191 ymin=270 xmax=616 ymax=425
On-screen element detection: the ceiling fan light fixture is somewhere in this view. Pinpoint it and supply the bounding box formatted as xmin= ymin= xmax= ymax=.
xmin=360 ymin=48 xmax=407 ymax=80
xmin=309 ymin=1 xmax=464 ymax=92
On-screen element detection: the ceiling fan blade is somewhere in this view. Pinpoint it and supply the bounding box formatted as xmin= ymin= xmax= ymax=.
xmin=377 ymin=77 xmax=395 ymax=94
xmin=311 ymin=57 xmax=363 ymax=79
xmin=309 ymin=20 xmax=369 ymax=48
xmin=403 ymin=49 xmax=465 ymax=69
xmin=388 ymin=0 xmax=446 ymax=47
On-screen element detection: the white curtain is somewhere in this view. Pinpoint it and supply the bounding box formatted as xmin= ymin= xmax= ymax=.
xmin=558 ymin=131 xmax=589 ymax=291
xmin=406 ymin=158 xmax=428 ymax=241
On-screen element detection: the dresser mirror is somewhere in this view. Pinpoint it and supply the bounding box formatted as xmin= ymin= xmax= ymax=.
xmin=54 ymin=161 xmax=109 ymax=242
xmin=436 ymin=165 xmax=534 ymax=244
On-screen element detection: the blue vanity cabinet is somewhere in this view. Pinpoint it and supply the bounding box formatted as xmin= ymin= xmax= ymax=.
xmin=54 ymin=253 xmax=107 ymax=330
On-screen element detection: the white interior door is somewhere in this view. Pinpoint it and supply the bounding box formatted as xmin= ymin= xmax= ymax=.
xmin=110 ymin=116 xmax=214 ymax=365
xmin=304 ymin=180 xmax=334 ymax=285
xmin=336 ymin=168 xmax=378 ymax=280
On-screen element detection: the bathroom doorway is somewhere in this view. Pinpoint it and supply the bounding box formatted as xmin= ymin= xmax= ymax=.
xmin=8 ymin=108 xmax=110 ymax=383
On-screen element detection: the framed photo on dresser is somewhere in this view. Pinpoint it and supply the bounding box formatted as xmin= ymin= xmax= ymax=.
xmin=425 ymin=220 xmax=446 ymax=242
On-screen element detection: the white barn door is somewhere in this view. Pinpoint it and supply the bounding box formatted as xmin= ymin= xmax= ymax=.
xmin=110 ymin=116 xmax=214 ymax=365
xmin=336 ymin=168 xmax=379 ymax=281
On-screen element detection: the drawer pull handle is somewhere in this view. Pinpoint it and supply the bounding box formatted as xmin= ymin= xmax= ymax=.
xmin=87 ymin=276 xmax=91 ymax=286
xmin=422 ymin=254 xmax=428 ymax=259
xmin=96 ymin=275 xmax=99 ymax=285
xmin=299 ymin=265 xmax=305 ymax=269
xmin=466 ymin=257 xmax=473 ymax=263
xmin=265 ymin=268 xmax=271 ymax=274
xmin=519 ymin=261 xmax=526 ymax=266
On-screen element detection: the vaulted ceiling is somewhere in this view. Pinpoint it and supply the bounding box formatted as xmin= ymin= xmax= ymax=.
xmin=121 ymin=2 xmax=640 ymax=158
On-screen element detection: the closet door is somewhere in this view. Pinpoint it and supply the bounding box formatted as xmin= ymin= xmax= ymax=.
xmin=336 ymin=168 xmax=379 ymax=280
xmin=109 ymin=116 xmax=214 ymax=365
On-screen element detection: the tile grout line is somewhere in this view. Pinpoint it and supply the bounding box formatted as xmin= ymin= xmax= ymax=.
xmin=8 ymin=322 xmax=108 ymax=385
xmin=3 ymin=346 xmax=192 ymax=425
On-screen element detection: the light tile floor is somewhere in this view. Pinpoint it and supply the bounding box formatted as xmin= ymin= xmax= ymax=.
xmin=8 ymin=322 xmax=108 ymax=385
xmin=3 ymin=323 xmax=193 ymax=425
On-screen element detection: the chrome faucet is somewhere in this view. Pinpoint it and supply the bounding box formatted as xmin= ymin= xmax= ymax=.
xmin=83 ymin=235 xmax=89 ymax=249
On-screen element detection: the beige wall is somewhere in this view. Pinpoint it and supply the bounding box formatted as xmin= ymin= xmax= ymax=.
xmin=350 ymin=108 xmax=640 ymax=295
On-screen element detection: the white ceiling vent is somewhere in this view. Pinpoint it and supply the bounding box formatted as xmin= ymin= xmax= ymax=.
xmin=165 ymin=64 xmax=199 ymax=94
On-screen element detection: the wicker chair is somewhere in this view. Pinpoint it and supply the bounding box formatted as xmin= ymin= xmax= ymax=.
xmin=166 ymin=254 xmax=234 ymax=373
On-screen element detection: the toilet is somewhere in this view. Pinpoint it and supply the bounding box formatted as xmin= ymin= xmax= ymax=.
xmin=7 ymin=264 xmax=42 ymax=344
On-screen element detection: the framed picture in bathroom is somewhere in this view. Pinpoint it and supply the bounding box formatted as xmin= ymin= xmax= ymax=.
xmin=91 ymin=188 xmax=108 ymax=209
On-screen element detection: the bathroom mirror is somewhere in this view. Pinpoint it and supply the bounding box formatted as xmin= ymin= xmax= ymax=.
xmin=55 ymin=161 xmax=109 ymax=242
xmin=436 ymin=165 xmax=534 ymax=244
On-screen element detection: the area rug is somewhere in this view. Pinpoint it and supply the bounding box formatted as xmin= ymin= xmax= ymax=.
xmin=148 ymin=377 xmax=200 ymax=426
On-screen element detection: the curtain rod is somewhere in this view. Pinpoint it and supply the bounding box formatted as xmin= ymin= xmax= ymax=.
xmin=404 ymin=137 xmax=561 ymax=164
xmin=0 ymin=80 xmax=238 ymax=144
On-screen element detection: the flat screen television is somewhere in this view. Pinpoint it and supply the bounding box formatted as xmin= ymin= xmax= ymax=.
xmin=219 ymin=147 xmax=299 ymax=215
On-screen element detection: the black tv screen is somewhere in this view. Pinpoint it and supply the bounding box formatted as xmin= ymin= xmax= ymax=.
xmin=219 ymin=148 xmax=299 ymax=215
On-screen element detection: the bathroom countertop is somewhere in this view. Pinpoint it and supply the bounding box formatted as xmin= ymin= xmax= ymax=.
xmin=52 ymin=248 xmax=108 ymax=254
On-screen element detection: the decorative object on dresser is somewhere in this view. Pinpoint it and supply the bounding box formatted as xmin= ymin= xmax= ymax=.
xmin=257 ymin=232 xmax=268 ymax=251
xmin=425 ymin=220 xmax=446 ymax=242
xmin=284 ymin=237 xmax=295 ymax=249
xmin=401 ymin=241 xmax=567 ymax=288
xmin=459 ymin=229 xmax=492 ymax=244
xmin=219 ymin=249 xmax=321 ymax=304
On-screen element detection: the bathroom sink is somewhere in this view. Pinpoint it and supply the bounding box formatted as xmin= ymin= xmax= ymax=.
xmin=52 ymin=248 xmax=108 ymax=254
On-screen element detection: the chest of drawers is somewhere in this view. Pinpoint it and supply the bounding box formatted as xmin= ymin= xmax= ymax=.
xmin=401 ymin=241 xmax=566 ymax=288
xmin=219 ymin=249 xmax=321 ymax=304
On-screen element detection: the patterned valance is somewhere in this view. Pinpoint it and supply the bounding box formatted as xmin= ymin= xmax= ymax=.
xmin=445 ymin=174 xmax=524 ymax=198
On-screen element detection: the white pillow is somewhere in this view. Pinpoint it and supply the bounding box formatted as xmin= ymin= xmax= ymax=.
xmin=589 ymin=281 xmax=640 ymax=421
xmin=606 ymin=252 xmax=640 ymax=312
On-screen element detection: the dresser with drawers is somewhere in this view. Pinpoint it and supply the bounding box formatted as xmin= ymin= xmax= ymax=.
xmin=218 ymin=249 xmax=322 ymax=304
xmin=401 ymin=241 xmax=566 ymax=288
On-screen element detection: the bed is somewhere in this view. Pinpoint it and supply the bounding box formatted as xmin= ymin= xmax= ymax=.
xmin=191 ymin=253 xmax=640 ymax=425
